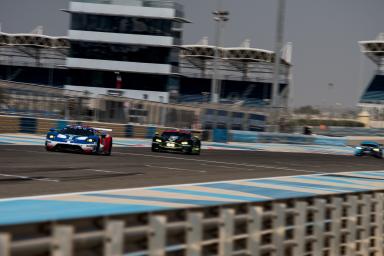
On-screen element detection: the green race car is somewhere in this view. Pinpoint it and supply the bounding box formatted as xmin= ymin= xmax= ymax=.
xmin=152 ymin=130 xmax=201 ymax=155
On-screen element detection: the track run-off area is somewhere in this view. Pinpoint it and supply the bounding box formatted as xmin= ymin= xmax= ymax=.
xmin=0 ymin=143 xmax=382 ymax=199
xmin=2 ymin=133 xmax=384 ymax=226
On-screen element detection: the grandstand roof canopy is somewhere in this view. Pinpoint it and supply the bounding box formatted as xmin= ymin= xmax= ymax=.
xmin=359 ymin=33 xmax=384 ymax=65
xmin=181 ymin=44 xmax=290 ymax=66
xmin=0 ymin=32 xmax=69 ymax=49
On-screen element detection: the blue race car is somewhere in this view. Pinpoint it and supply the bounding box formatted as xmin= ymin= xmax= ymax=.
xmin=354 ymin=141 xmax=383 ymax=158
xmin=45 ymin=125 xmax=113 ymax=155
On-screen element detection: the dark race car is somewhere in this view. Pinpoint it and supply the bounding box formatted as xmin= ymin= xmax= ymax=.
xmin=354 ymin=141 xmax=383 ymax=158
xmin=45 ymin=125 xmax=113 ymax=155
xmin=152 ymin=130 xmax=201 ymax=155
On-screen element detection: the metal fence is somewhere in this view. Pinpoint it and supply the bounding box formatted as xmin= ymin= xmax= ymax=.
xmin=0 ymin=80 xmax=269 ymax=131
xmin=1 ymin=191 xmax=383 ymax=256
xmin=0 ymin=80 xmax=200 ymax=129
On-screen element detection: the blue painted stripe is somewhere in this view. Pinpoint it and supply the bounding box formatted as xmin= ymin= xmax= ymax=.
xmin=247 ymin=179 xmax=358 ymax=192
xmin=125 ymin=124 xmax=134 ymax=137
xmin=297 ymin=175 xmax=383 ymax=187
xmin=213 ymin=128 xmax=228 ymax=143
xmin=353 ymin=172 xmax=384 ymax=178
xmin=199 ymin=183 xmax=313 ymax=199
xmin=0 ymin=138 xmax=42 ymax=144
xmin=0 ymin=199 xmax=167 ymax=226
xmin=149 ymin=187 xmax=266 ymax=202
xmin=19 ymin=117 xmax=37 ymax=133
xmin=0 ymin=134 xmax=44 ymax=141
xmin=86 ymin=193 xmax=231 ymax=206
xmin=146 ymin=127 xmax=157 ymax=139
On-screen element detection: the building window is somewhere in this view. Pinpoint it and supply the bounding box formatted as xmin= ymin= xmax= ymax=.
xmin=69 ymin=69 xmax=169 ymax=91
xmin=71 ymin=13 xmax=174 ymax=37
xmin=70 ymin=41 xmax=178 ymax=65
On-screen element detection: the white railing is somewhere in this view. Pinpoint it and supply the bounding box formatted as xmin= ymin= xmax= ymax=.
xmin=1 ymin=191 xmax=384 ymax=256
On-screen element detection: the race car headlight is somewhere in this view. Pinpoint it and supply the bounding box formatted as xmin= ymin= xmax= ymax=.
xmin=355 ymin=147 xmax=362 ymax=150
xmin=181 ymin=141 xmax=189 ymax=145
xmin=373 ymin=148 xmax=380 ymax=152
xmin=48 ymin=134 xmax=55 ymax=139
xmin=155 ymin=139 xmax=162 ymax=142
xmin=86 ymin=138 xmax=95 ymax=143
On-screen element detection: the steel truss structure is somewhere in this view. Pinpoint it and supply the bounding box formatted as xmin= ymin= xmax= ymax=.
xmin=180 ymin=42 xmax=291 ymax=84
xmin=0 ymin=32 xmax=69 ymax=72
xmin=359 ymin=33 xmax=384 ymax=70
xmin=358 ymin=33 xmax=384 ymax=120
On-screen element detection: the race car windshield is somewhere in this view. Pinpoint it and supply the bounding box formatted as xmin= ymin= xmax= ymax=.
xmin=361 ymin=143 xmax=378 ymax=147
xmin=60 ymin=127 xmax=95 ymax=136
xmin=162 ymin=132 xmax=191 ymax=140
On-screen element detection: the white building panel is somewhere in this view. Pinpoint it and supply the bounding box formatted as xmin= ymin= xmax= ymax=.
xmin=66 ymin=58 xmax=172 ymax=74
xmin=69 ymin=2 xmax=175 ymax=19
xmin=68 ymin=30 xmax=173 ymax=46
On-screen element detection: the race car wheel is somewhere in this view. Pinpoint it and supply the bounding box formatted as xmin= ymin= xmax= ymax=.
xmin=45 ymin=142 xmax=53 ymax=152
xmin=151 ymin=145 xmax=160 ymax=152
xmin=96 ymin=140 xmax=100 ymax=154
xmin=193 ymin=147 xmax=201 ymax=155
xmin=105 ymin=140 xmax=112 ymax=156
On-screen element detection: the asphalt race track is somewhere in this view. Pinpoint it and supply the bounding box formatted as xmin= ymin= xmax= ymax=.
xmin=1 ymin=145 xmax=383 ymax=199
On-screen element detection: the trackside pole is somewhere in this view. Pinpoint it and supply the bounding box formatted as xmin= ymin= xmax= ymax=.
xmin=329 ymin=197 xmax=342 ymax=255
xmin=148 ymin=215 xmax=166 ymax=256
xmin=0 ymin=233 xmax=10 ymax=256
xmin=186 ymin=212 xmax=203 ymax=256
xmin=313 ymin=199 xmax=326 ymax=256
xmin=359 ymin=194 xmax=371 ymax=254
xmin=219 ymin=208 xmax=235 ymax=256
xmin=247 ymin=206 xmax=263 ymax=256
xmin=51 ymin=225 xmax=74 ymax=256
xmin=272 ymin=203 xmax=286 ymax=256
xmin=104 ymin=220 xmax=125 ymax=256
xmin=373 ymin=193 xmax=384 ymax=255
xmin=293 ymin=201 xmax=307 ymax=255
xmin=346 ymin=195 xmax=358 ymax=256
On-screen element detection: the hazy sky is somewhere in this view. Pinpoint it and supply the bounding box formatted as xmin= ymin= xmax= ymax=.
xmin=1 ymin=0 xmax=383 ymax=107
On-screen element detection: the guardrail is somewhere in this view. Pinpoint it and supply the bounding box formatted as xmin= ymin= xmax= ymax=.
xmin=1 ymin=191 xmax=383 ymax=256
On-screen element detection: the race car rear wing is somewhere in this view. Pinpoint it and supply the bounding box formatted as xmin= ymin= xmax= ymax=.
xmin=93 ymin=128 xmax=113 ymax=132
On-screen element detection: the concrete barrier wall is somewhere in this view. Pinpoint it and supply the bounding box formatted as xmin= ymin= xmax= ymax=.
xmin=1 ymin=115 xmax=380 ymax=146
xmin=230 ymin=129 xmax=348 ymax=146
xmin=0 ymin=115 xmax=19 ymax=133
xmin=0 ymin=115 xmax=203 ymax=140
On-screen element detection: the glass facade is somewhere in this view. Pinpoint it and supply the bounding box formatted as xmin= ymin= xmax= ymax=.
xmin=67 ymin=1 xmax=184 ymax=97
xmin=68 ymin=69 xmax=169 ymax=91
xmin=71 ymin=13 xmax=173 ymax=37
xmin=70 ymin=41 xmax=179 ymax=65
xmin=0 ymin=65 xmax=68 ymax=86
xmin=74 ymin=0 xmax=182 ymax=9
xmin=360 ymin=75 xmax=384 ymax=102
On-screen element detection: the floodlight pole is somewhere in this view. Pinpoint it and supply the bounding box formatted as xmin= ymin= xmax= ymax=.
xmin=271 ymin=0 xmax=286 ymax=131
xmin=211 ymin=0 xmax=229 ymax=103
